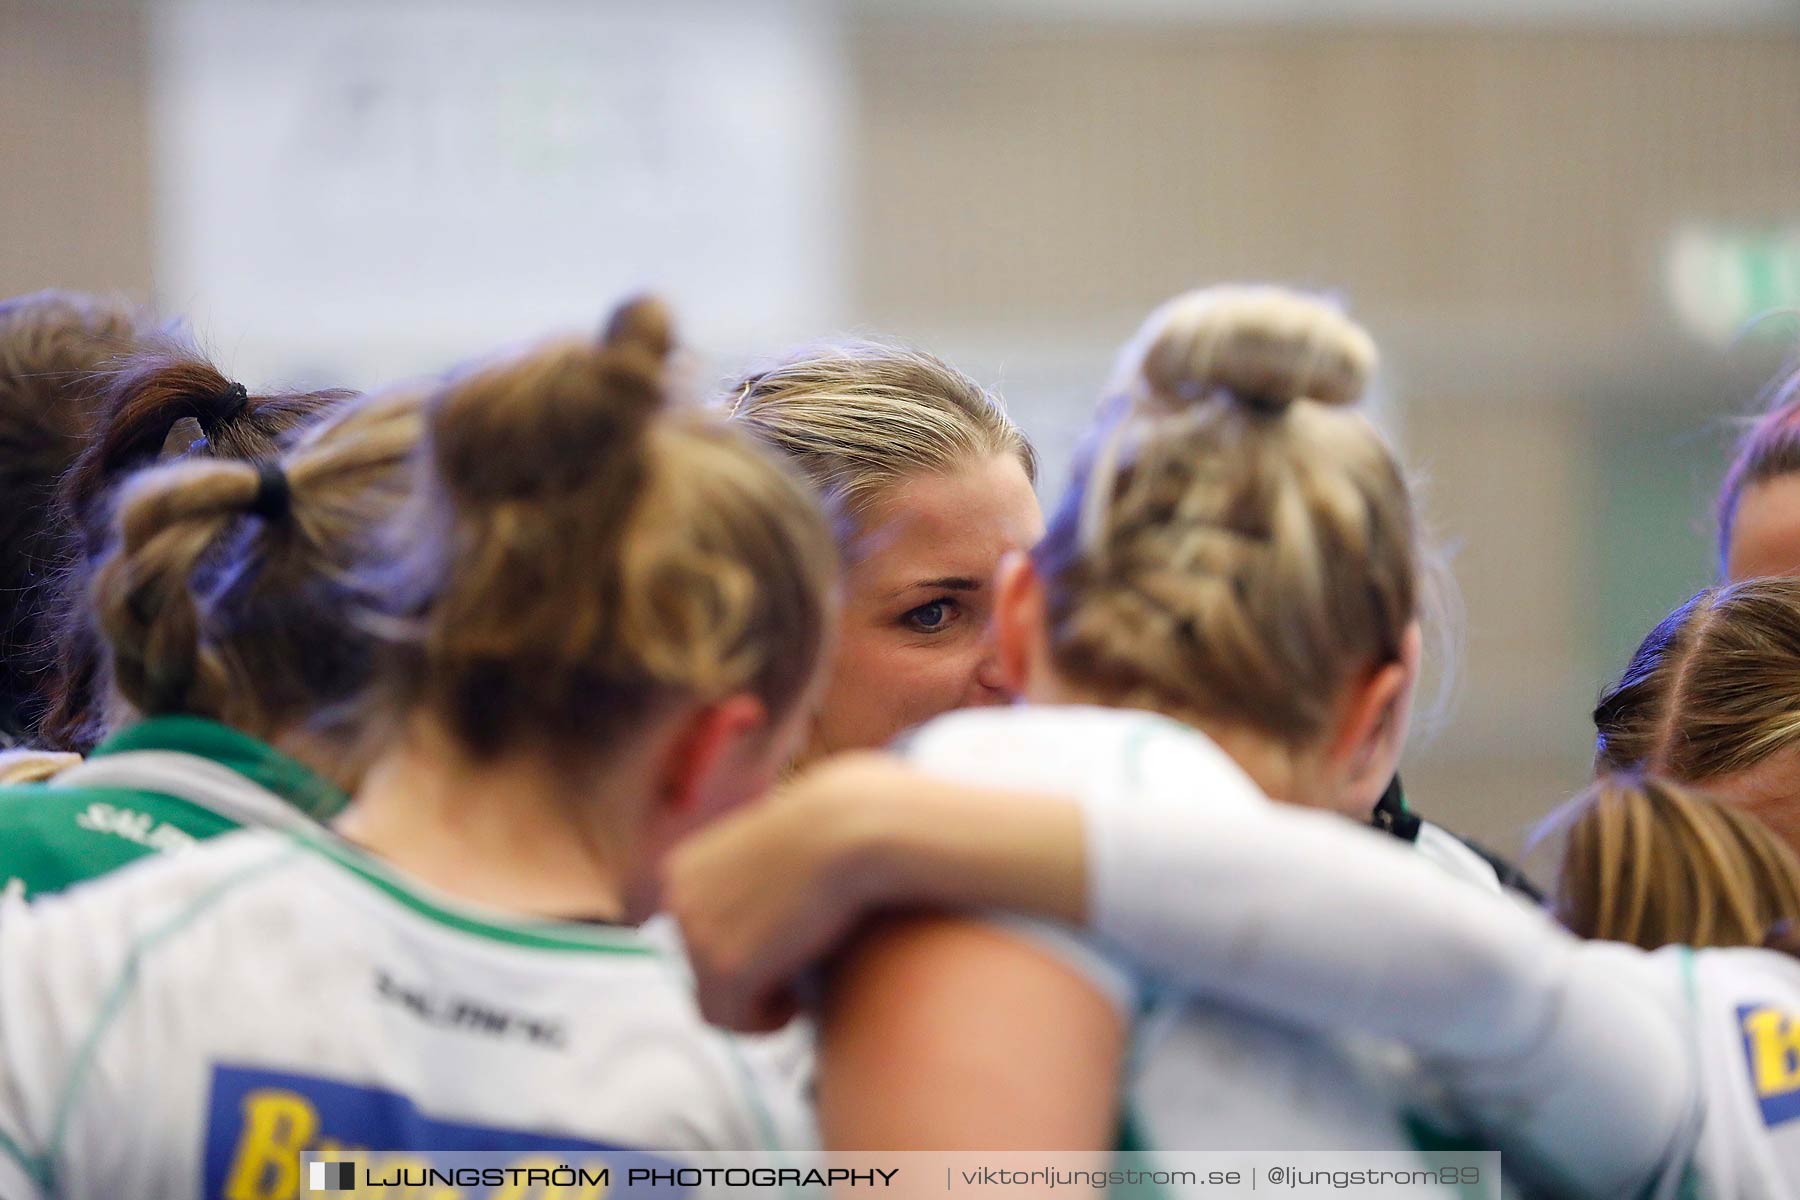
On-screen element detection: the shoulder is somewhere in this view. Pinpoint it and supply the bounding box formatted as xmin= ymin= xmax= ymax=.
xmin=0 ymin=781 xmax=240 ymax=900
xmin=1688 ymin=947 xmax=1800 ymax=1184
xmin=1412 ymin=821 xmax=1505 ymax=894
xmin=0 ymin=831 xmax=302 ymax=1185
xmin=0 ymin=830 xmax=313 ymax=1066
xmin=2 ymin=829 xmax=302 ymax=968
xmin=1694 ymin=945 xmax=1800 ymax=1006
xmin=904 ymin=704 xmax=1188 ymax=768
xmin=978 ymin=913 xmax=1146 ymax=1019
xmin=902 ymin=705 xmax=1265 ymax=813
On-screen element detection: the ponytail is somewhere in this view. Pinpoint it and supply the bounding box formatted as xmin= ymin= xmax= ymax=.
xmin=38 ymin=342 xmax=349 ymax=749
xmin=76 ymin=384 xmax=411 ymax=745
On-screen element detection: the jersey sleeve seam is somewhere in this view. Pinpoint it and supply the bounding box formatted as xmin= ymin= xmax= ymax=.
xmin=39 ymin=842 xmax=306 ymax=1191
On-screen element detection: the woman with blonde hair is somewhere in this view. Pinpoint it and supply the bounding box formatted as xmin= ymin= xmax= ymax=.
xmin=1719 ymin=360 xmax=1800 ymax=581
xmin=727 ymin=342 xmax=1041 ymax=761
xmin=1551 ymin=774 xmax=1800 ymax=950
xmin=728 ymin=319 xmax=1507 ymax=884
xmin=0 ymin=298 xmax=838 ymax=1198
xmin=1592 ymin=575 xmax=1800 ymax=858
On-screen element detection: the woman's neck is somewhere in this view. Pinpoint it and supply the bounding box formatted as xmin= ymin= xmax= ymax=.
xmin=332 ymin=719 xmax=646 ymax=923
xmin=271 ymin=724 xmax=367 ymax=796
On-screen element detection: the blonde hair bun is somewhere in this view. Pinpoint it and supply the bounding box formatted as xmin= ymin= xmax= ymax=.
xmin=599 ymin=293 xmax=675 ymax=370
xmin=1135 ymin=285 xmax=1377 ymax=414
xmin=433 ymin=295 xmax=676 ymax=504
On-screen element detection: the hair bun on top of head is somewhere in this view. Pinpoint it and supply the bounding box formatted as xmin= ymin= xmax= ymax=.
xmin=1134 ymin=285 xmax=1377 ymax=416
xmin=600 ymin=293 xmax=675 ymax=367
xmin=429 ymin=295 xmax=677 ymax=504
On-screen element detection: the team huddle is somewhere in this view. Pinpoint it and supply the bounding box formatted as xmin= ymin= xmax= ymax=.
xmin=0 ymin=283 xmax=1799 ymax=1198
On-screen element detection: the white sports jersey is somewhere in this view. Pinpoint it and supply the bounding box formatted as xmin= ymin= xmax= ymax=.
xmin=1682 ymin=945 xmax=1800 ymax=1198
xmin=899 ymin=705 xmax=1471 ymax=1186
xmin=0 ymin=830 xmax=811 ymax=1200
xmin=1413 ymin=821 xmax=1503 ymax=894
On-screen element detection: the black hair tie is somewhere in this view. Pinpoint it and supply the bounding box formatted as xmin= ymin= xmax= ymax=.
xmin=1237 ymin=390 xmax=1291 ymax=416
xmin=248 ymin=459 xmax=292 ymax=522
xmin=219 ymin=381 xmax=249 ymax=417
xmin=196 ymin=381 xmax=250 ymax=441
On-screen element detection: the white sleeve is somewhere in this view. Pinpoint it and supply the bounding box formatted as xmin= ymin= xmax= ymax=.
xmin=0 ymin=891 xmax=62 ymax=1197
xmin=1087 ymin=795 xmax=1700 ymax=1198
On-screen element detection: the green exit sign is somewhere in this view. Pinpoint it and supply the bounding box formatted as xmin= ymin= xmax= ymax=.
xmin=1666 ymin=225 xmax=1800 ymax=346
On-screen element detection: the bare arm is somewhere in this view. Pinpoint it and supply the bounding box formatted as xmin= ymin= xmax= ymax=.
xmin=817 ymin=913 xmax=1124 ymax=1152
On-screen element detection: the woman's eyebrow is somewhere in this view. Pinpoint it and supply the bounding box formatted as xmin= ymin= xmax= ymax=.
xmin=883 ymin=576 xmax=983 ymax=600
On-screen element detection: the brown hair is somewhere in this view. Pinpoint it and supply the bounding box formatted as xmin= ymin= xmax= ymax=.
xmin=1552 ymin=774 xmax=1800 ymax=950
xmin=0 ymin=291 xmax=159 ymax=741
xmin=38 ymin=342 xmax=352 ymax=750
xmin=1718 ymin=360 xmax=1800 ymax=569
xmin=88 ymin=386 xmax=423 ymax=748
xmin=1032 ymin=285 xmax=1415 ymax=745
xmin=726 ymin=342 xmax=1035 ymax=553
xmin=1593 ymin=577 xmax=1800 ymax=784
xmin=384 ymin=297 xmax=839 ymax=760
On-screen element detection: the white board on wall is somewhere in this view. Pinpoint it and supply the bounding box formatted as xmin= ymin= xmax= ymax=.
xmin=150 ymin=0 xmax=848 ymax=389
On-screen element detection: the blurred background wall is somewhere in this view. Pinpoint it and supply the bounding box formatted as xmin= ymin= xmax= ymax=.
xmin=5 ymin=0 xmax=1800 ymax=863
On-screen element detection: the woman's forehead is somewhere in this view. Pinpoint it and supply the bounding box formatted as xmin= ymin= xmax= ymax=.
xmin=1727 ymin=474 xmax=1800 ymax=582
xmin=844 ymin=457 xmax=1043 ymax=589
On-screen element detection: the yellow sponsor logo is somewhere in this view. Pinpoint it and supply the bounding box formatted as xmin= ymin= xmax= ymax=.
xmin=222 ymin=1088 xmax=609 ymax=1200
xmin=1739 ymin=1005 xmax=1800 ymax=1124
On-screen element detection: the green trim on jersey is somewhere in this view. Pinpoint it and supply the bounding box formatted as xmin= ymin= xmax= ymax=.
xmin=1401 ymin=1113 xmax=1498 ymax=1199
xmin=0 ymin=788 xmax=237 ymax=899
xmin=292 ymin=833 xmax=660 ymax=956
xmin=90 ymin=716 xmax=348 ymax=823
xmin=1667 ymin=948 xmax=1705 ymax=1200
xmin=1110 ymin=1106 xmax=1172 ymax=1199
xmin=0 ymin=716 xmax=346 ymax=900
xmin=0 ymin=1124 xmax=45 ymax=1192
xmin=719 ymin=1036 xmax=788 ymax=1160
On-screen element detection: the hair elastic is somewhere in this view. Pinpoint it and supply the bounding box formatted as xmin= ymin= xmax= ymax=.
xmin=218 ymin=381 xmax=249 ymax=418
xmin=195 ymin=381 xmax=250 ymax=441
xmin=248 ymin=459 xmax=291 ymax=522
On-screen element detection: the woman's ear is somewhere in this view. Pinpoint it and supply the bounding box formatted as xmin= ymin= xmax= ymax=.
xmin=994 ymin=551 xmax=1047 ymax=696
xmin=629 ymin=694 xmax=774 ymax=925
xmin=660 ymin=694 xmax=769 ymax=817
xmin=1328 ymin=621 xmax=1423 ymax=818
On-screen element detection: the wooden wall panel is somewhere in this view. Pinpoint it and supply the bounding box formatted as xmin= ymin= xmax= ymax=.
xmin=0 ymin=1 xmax=153 ymax=299
xmin=850 ymin=25 xmax=1800 ymax=339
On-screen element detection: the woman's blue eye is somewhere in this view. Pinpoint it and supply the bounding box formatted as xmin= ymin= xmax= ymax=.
xmin=905 ymin=600 xmax=953 ymax=632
